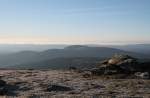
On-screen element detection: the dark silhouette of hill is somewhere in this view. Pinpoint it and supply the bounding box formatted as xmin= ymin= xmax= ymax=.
xmin=0 ymin=45 xmax=147 ymax=68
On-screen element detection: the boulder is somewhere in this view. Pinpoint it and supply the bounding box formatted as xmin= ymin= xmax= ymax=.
xmin=135 ymin=72 xmax=149 ymax=79
xmin=104 ymin=70 xmax=118 ymax=75
xmin=0 ymin=80 xmax=7 ymax=95
xmin=90 ymin=67 xmax=105 ymax=75
xmin=82 ymin=71 xmax=92 ymax=78
xmin=108 ymin=54 xmax=137 ymax=65
xmin=0 ymin=87 xmax=7 ymax=95
xmin=90 ymin=65 xmax=123 ymax=75
xmin=111 ymin=54 xmax=135 ymax=60
xmin=47 ymin=84 xmax=72 ymax=92
xmin=0 ymin=80 xmax=6 ymax=87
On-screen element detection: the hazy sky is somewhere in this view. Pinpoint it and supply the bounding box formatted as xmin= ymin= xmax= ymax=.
xmin=0 ymin=0 xmax=150 ymax=44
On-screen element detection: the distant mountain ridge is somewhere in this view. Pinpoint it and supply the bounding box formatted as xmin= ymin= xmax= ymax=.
xmin=89 ymin=44 xmax=150 ymax=55
xmin=115 ymin=44 xmax=150 ymax=55
xmin=0 ymin=45 xmax=148 ymax=69
xmin=0 ymin=44 xmax=150 ymax=55
xmin=0 ymin=44 xmax=67 ymax=54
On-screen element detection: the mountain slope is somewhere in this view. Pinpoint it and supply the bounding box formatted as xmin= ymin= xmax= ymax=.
xmin=12 ymin=57 xmax=103 ymax=69
xmin=0 ymin=45 xmax=147 ymax=68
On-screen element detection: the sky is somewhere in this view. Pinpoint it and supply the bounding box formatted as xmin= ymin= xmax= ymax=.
xmin=0 ymin=0 xmax=150 ymax=44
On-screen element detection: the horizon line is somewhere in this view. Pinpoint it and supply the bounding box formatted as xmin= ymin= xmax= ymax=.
xmin=0 ymin=42 xmax=149 ymax=45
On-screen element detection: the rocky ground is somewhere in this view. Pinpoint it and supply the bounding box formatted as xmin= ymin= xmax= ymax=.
xmin=0 ymin=54 xmax=150 ymax=98
xmin=0 ymin=69 xmax=150 ymax=98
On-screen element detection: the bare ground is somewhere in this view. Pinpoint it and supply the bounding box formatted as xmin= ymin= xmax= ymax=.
xmin=0 ymin=70 xmax=150 ymax=98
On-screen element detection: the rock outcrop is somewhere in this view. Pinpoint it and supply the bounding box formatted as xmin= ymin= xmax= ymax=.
xmin=89 ymin=54 xmax=150 ymax=79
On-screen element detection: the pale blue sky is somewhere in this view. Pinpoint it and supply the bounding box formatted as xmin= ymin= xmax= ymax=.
xmin=0 ymin=0 xmax=150 ymax=44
